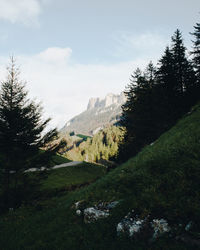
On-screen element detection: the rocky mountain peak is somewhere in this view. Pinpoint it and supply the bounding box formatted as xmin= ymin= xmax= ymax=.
xmin=87 ymin=97 xmax=101 ymax=110
xmin=87 ymin=92 xmax=126 ymax=110
xmin=61 ymin=92 xmax=126 ymax=136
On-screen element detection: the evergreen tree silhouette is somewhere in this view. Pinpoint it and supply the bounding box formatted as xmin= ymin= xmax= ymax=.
xmin=190 ymin=21 xmax=200 ymax=102
xmin=0 ymin=57 xmax=64 ymax=209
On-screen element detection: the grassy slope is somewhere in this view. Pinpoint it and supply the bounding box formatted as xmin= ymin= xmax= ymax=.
xmin=1 ymin=104 xmax=200 ymax=249
xmin=41 ymin=162 xmax=106 ymax=192
xmin=49 ymin=153 xmax=71 ymax=166
xmin=0 ymin=154 xmax=71 ymax=194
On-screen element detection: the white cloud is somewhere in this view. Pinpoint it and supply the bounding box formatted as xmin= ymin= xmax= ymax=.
xmin=37 ymin=47 xmax=72 ymax=64
xmin=0 ymin=46 xmax=157 ymax=130
xmin=123 ymin=33 xmax=166 ymax=50
xmin=0 ymin=0 xmax=43 ymax=25
xmin=113 ymin=31 xmax=169 ymax=59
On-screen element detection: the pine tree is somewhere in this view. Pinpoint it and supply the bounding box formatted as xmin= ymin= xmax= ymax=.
xmin=0 ymin=58 xmax=63 ymax=209
xmin=190 ymin=22 xmax=200 ymax=101
xmin=171 ymin=29 xmax=187 ymax=95
xmin=144 ymin=61 xmax=156 ymax=87
xmin=191 ymin=22 xmax=200 ymax=81
xmin=157 ymin=46 xmax=175 ymax=93
xmin=157 ymin=30 xmax=196 ymax=115
xmin=156 ymin=45 xmax=181 ymax=124
xmin=171 ymin=30 xmax=196 ymax=99
xmin=119 ymin=63 xmax=159 ymax=161
xmin=118 ymin=29 xmax=197 ymax=163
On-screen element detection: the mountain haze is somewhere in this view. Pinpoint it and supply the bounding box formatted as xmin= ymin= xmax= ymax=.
xmin=60 ymin=92 xmax=126 ymax=136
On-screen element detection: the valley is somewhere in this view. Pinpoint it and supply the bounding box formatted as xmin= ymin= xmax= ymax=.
xmin=0 ymin=5 xmax=199 ymax=249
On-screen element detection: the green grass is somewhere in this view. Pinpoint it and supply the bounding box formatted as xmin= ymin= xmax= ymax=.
xmin=50 ymin=153 xmax=71 ymax=166
xmin=0 ymin=153 xmax=70 ymax=194
xmin=41 ymin=162 xmax=106 ymax=192
xmin=76 ymin=134 xmax=92 ymax=140
xmin=0 ymin=104 xmax=200 ymax=249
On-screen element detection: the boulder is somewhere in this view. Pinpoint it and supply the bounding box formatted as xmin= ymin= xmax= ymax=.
xmin=74 ymin=200 xmax=120 ymax=223
xmin=84 ymin=207 xmax=109 ymax=223
xmin=117 ymin=211 xmax=146 ymax=237
xmin=151 ymin=219 xmax=170 ymax=239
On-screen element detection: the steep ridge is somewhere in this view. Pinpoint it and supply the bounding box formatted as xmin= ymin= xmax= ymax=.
xmin=60 ymin=92 xmax=126 ymax=136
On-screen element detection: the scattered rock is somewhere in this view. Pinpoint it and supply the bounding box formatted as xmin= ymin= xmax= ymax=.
xmin=73 ymin=200 xmax=87 ymax=210
xmin=74 ymin=200 xmax=120 ymax=223
xmin=106 ymin=201 xmax=119 ymax=209
xmin=74 ymin=201 xmax=81 ymax=210
xmin=117 ymin=212 xmax=171 ymax=240
xmin=185 ymin=221 xmax=193 ymax=232
xmin=84 ymin=207 xmax=109 ymax=223
xmin=76 ymin=209 xmax=82 ymax=216
xmin=117 ymin=218 xmax=145 ymax=237
xmin=151 ymin=219 xmax=170 ymax=239
xmin=94 ymin=201 xmax=119 ymax=211
xmin=117 ymin=211 xmax=148 ymax=237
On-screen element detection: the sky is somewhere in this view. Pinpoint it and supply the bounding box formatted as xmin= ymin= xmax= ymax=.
xmin=0 ymin=0 xmax=199 ymax=129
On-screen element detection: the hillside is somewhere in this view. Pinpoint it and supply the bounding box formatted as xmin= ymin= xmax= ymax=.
xmin=0 ymin=103 xmax=200 ymax=249
xmin=60 ymin=92 xmax=126 ymax=136
xmin=64 ymin=126 xmax=124 ymax=163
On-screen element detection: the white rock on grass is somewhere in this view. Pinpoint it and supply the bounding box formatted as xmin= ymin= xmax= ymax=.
xmin=74 ymin=201 xmax=81 ymax=210
xmin=106 ymin=201 xmax=119 ymax=209
xmin=151 ymin=219 xmax=170 ymax=239
xmin=185 ymin=221 xmax=193 ymax=232
xmin=117 ymin=213 xmax=145 ymax=237
xmin=76 ymin=209 xmax=82 ymax=216
xmin=117 ymin=213 xmax=171 ymax=239
xmin=117 ymin=219 xmax=144 ymax=237
xmin=74 ymin=200 xmax=120 ymax=223
xmin=84 ymin=207 xmax=109 ymax=223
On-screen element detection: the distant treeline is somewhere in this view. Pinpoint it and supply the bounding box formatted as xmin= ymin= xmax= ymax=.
xmin=64 ymin=126 xmax=124 ymax=164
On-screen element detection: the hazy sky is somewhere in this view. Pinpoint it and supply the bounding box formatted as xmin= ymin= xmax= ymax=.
xmin=0 ymin=0 xmax=199 ymax=129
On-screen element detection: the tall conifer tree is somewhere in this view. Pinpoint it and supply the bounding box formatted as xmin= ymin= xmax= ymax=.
xmin=0 ymin=58 xmax=64 ymax=209
xmin=191 ymin=22 xmax=200 ymax=82
xmin=119 ymin=63 xmax=158 ymax=161
xmin=171 ymin=29 xmax=186 ymax=95
xmin=190 ymin=22 xmax=200 ymax=102
xmin=119 ymin=30 xmax=196 ymax=162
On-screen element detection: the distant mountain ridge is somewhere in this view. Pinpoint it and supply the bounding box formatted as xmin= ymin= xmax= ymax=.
xmin=60 ymin=92 xmax=126 ymax=136
xmin=87 ymin=93 xmax=126 ymax=110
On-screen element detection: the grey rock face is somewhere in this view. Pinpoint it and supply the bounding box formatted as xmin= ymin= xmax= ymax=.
xmin=87 ymin=97 xmax=101 ymax=110
xmin=87 ymin=93 xmax=126 ymax=111
xmin=60 ymin=92 xmax=126 ymax=136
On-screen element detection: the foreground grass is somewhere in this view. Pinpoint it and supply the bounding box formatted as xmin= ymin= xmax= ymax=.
xmin=41 ymin=162 xmax=106 ymax=192
xmin=0 ymin=104 xmax=200 ymax=249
